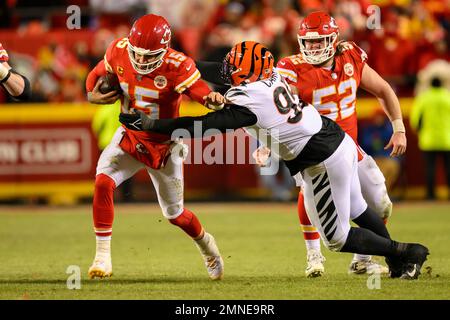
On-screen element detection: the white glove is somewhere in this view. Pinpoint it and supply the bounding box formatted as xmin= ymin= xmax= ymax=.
xmin=0 ymin=63 xmax=10 ymax=81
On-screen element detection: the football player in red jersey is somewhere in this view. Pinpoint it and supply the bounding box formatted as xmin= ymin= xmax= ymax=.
xmin=85 ymin=14 xmax=224 ymax=280
xmin=273 ymin=11 xmax=407 ymax=277
xmin=0 ymin=43 xmax=31 ymax=101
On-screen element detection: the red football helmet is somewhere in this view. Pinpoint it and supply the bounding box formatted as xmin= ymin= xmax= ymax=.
xmin=127 ymin=14 xmax=171 ymax=74
xmin=297 ymin=11 xmax=339 ymax=65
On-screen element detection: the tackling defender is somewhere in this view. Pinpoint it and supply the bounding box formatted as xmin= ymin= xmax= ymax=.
xmin=119 ymin=41 xmax=429 ymax=280
xmin=0 ymin=43 xmax=31 ymax=101
xmin=85 ymin=14 xmax=224 ymax=280
xmin=272 ymin=11 xmax=407 ymax=277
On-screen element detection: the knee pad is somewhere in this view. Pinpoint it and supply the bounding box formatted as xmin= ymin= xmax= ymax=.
xmin=368 ymin=188 xmax=392 ymax=220
xmin=379 ymin=196 xmax=393 ymax=220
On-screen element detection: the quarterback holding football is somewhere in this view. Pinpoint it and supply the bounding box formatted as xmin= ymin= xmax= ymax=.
xmin=85 ymin=14 xmax=224 ymax=280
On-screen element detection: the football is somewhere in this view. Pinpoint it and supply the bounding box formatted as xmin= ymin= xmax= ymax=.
xmin=98 ymin=73 xmax=121 ymax=94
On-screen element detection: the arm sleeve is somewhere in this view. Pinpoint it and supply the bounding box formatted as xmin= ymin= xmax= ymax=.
xmin=85 ymin=60 xmax=107 ymax=92
xmin=149 ymin=105 xmax=258 ymax=136
xmin=183 ymin=78 xmax=211 ymax=105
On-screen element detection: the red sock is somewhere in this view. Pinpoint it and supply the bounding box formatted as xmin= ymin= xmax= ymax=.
xmin=93 ymin=173 xmax=116 ymax=237
xmin=169 ymin=208 xmax=203 ymax=238
xmin=298 ymin=191 xmax=320 ymax=240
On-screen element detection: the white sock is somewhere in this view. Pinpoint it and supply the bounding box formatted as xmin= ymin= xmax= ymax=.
xmin=95 ymin=236 xmax=111 ymax=260
xmin=195 ymin=232 xmax=219 ymax=256
xmin=354 ymin=254 xmax=371 ymax=262
xmin=305 ymin=239 xmax=321 ymax=252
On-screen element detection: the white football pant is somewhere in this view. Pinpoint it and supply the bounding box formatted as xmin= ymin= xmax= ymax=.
xmin=294 ymin=148 xmax=392 ymax=221
xmin=358 ymin=153 xmax=392 ymax=220
xmin=302 ymin=134 xmax=368 ymax=251
xmin=96 ymin=127 xmax=185 ymax=219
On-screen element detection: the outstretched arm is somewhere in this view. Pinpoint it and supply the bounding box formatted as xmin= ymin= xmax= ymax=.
xmin=0 ymin=62 xmax=31 ymax=101
xmin=120 ymin=104 xmax=257 ymax=136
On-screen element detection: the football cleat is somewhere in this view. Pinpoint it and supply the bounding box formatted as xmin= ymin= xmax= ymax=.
xmin=348 ymin=258 xmax=389 ymax=275
xmin=385 ymin=255 xmax=403 ymax=278
xmin=88 ymin=258 xmax=112 ymax=279
xmin=399 ymin=244 xmax=429 ymax=280
xmin=195 ymin=233 xmax=224 ymax=280
xmin=305 ymin=250 xmax=325 ymax=278
xmin=204 ymin=255 xmax=224 ymax=281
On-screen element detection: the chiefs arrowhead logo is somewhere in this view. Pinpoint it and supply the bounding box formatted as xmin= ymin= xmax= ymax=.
xmin=154 ymin=75 xmax=167 ymax=89
xmin=344 ymin=63 xmax=354 ymax=77
xmin=160 ymin=25 xmax=171 ymax=45
xmin=136 ymin=143 xmax=149 ymax=154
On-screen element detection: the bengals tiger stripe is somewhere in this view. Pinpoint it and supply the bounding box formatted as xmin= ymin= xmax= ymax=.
xmin=223 ymin=41 xmax=274 ymax=86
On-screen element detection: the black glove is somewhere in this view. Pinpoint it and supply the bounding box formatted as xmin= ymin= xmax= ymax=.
xmin=119 ymin=110 xmax=155 ymax=131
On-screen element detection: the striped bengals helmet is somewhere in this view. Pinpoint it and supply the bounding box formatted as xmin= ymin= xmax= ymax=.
xmin=221 ymin=41 xmax=274 ymax=86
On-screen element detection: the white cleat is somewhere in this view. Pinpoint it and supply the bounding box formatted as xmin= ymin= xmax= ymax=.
xmin=88 ymin=258 xmax=112 ymax=279
xmin=348 ymin=258 xmax=389 ymax=275
xmin=305 ymin=250 xmax=325 ymax=278
xmin=196 ymin=233 xmax=224 ymax=280
xmin=204 ymin=255 xmax=224 ymax=281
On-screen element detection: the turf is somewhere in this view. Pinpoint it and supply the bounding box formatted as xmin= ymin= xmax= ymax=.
xmin=0 ymin=202 xmax=449 ymax=300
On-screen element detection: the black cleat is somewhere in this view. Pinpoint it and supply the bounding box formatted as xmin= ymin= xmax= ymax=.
xmin=399 ymin=244 xmax=429 ymax=280
xmin=385 ymin=256 xmax=403 ymax=278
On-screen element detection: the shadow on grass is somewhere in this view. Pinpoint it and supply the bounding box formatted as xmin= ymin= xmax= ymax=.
xmin=0 ymin=275 xmax=306 ymax=286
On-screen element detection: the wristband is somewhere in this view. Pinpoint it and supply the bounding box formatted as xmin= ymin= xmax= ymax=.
xmin=391 ymin=119 xmax=406 ymax=133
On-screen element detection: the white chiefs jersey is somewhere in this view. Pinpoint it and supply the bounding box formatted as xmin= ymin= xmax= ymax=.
xmin=224 ymin=71 xmax=323 ymax=160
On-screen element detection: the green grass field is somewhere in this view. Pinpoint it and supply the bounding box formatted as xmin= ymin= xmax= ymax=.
xmin=0 ymin=202 xmax=449 ymax=300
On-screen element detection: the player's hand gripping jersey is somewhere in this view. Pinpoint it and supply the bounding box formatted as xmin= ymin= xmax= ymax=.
xmin=277 ymin=41 xmax=367 ymax=143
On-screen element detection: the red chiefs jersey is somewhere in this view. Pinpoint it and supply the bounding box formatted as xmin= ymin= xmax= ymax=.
xmin=277 ymin=41 xmax=367 ymax=143
xmin=0 ymin=43 xmax=9 ymax=63
xmin=104 ymin=37 xmax=201 ymax=143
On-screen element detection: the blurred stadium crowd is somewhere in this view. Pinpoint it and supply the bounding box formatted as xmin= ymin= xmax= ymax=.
xmin=0 ymin=0 xmax=449 ymax=204
xmin=0 ymin=0 xmax=448 ymax=104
